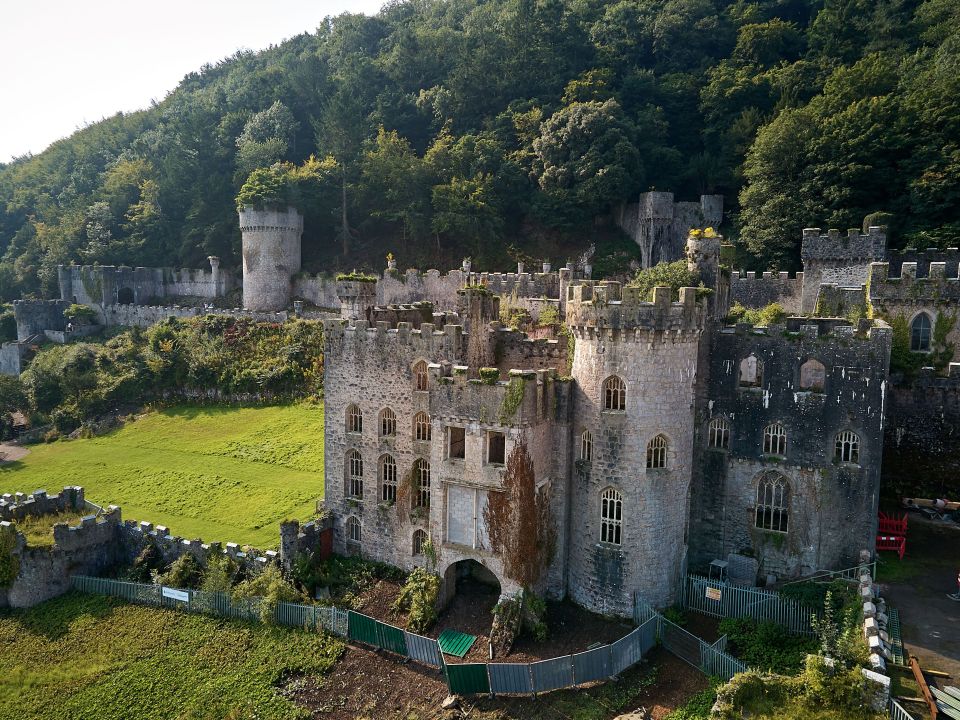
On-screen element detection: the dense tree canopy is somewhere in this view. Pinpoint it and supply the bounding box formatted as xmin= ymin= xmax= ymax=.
xmin=2 ymin=0 xmax=959 ymax=300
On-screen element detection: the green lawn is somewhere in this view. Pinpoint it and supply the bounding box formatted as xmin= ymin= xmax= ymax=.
xmin=0 ymin=403 xmax=325 ymax=548
xmin=0 ymin=592 xmax=342 ymax=720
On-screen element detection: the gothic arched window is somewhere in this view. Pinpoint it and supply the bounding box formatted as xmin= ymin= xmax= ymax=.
xmin=647 ymin=434 xmax=668 ymax=469
xmin=603 ymin=376 xmax=626 ymax=411
xmin=755 ymin=474 xmax=790 ymax=533
xmin=600 ymin=487 xmax=623 ymax=545
xmin=911 ymin=313 xmax=932 ymax=352
xmin=708 ymin=418 xmax=730 ymax=449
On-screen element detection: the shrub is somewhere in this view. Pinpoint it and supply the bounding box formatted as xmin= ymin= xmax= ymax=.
xmin=127 ymin=543 xmax=164 ymax=583
xmin=392 ymin=567 xmax=440 ymax=633
xmin=727 ymin=301 xmax=787 ymax=326
xmin=63 ymin=304 xmax=98 ymax=324
xmin=153 ymin=553 xmax=203 ymax=589
xmin=0 ymin=524 xmax=19 ymax=588
xmin=232 ymin=564 xmax=305 ymax=623
xmin=201 ymin=554 xmax=239 ymax=593
xmin=627 ymin=259 xmax=700 ymax=301
xmin=718 ymin=617 xmax=818 ymax=674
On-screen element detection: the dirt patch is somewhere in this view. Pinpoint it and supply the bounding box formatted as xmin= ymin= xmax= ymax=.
xmin=878 ymin=516 xmax=960 ymax=682
xmin=681 ymin=611 xmax=721 ymax=644
xmin=347 ymin=578 xmax=405 ymax=624
xmin=0 ymin=442 xmax=29 ymax=463
xmin=285 ymin=645 xmax=708 ymax=720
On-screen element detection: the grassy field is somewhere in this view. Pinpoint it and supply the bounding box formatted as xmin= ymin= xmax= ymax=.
xmin=0 ymin=403 xmax=324 ymax=548
xmin=0 ymin=592 xmax=342 ymax=720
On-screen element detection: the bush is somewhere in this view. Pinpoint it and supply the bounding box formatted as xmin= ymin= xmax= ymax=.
xmin=627 ymin=259 xmax=701 ymax=301
xmin=727 ymin=301 xmax=787 ymax=326
xmin=201 ymin=554 xmax=239 ymax=593
xmin=392 ymin=567 xmax=440 ymax=633
xmin=718 ymin=617 xmax=818 ymax=674
xmin=232 ymin=564 xmax=305 ymax=623
xmin=153 ymin=553 xmax=203 ymax=589
xmin=63 ymin=304 xmax=98 ymax=324
xmin=0 ymin=307 xmax=14 ymax=343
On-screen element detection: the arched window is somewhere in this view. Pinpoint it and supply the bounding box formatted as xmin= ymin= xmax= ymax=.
xmin=413 ymin=360 xmax=429 ymax=391
xmin=755 ymin=474 xmax=790 ymax=533
xmin=379 ymin=408 xmax=396 ymax=437
xmin=835 ymin=430 xmax=860 ymax=464
xmin=708 ymin=418 xmax=730 ymax=449
xmin=412 ymin=529 xmax=427 ymax=556
xmin=380 ymin=454 xmax=397 ymax=502
xmin=603 ymin=376 xmax=626 ymax=411
xmin=911 ymin=313 xmax=932 ymax=352
xmin=413 ymin=458 xmax=431 ymax=509
xmin=346 ymin=404 xmax=363 ymax=434
xmin=414 ymin=412 xmax=431 ymax=442
xmin=739 ymin=355 xmax=762 ymax=387
xmin=580 ymin=430 xmax=593 ymax=461
xmin=346 ymin=449 xmax=363 ymax=498
xmin=647 ymin=434 xmax=668 ymax=469
xmin=799 ymin=358 xmax=826 ymax=392
xmin=347 ymin=516 xmax=361 ymax=544
xmin=600 ymin=488 xmax=622 ymax=545
xmin=763 ymin=423 xmax=786 ymax=456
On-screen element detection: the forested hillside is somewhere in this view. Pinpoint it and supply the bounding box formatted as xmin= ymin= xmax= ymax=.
xmin=1 ymin=0 xmax=958 ymax=300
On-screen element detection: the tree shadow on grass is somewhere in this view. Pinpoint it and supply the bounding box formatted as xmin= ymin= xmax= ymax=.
xmin=2 ymin=590 xmax=116 ymax=641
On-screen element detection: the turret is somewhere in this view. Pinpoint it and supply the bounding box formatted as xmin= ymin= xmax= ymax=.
xmin=686 ymin=232 xmax=724 ymax=318
xmin=238 ymin=206 xmax=303 ymax=312
xmin=336 ymin=277 xmax=378 ymax=320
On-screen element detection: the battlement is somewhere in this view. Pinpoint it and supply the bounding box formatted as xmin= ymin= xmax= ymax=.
xmin=370 ymin=302 xmax=438 ymax=328
xmin=0 ymin=486 xmax=85 ymax=522
xmin=564 ymin=282 xmax=705 ymax=337
xmin=238 ymin=206 xmax=304 ymax=232
xmin=323 ymin=317 xmax=466 ymax=359
xmin=868 ymin=262 xmax=960 ymax=303
xmin=120 ymin=519 xmax=278 ymax=571
xmin=721 ymin=316 xmax=892 ymax=344
xmin=801 ymin=227 xmax=887 ymax=262
xmin=101 ymin=303 xmax=288 ymax=329
xmin=58 ymin=260 xmax=231 ymax=307
xmin=429 ymin=366 xmax=558 ymax=426
xmin=886 ymin=248 xmax=960 ymax=279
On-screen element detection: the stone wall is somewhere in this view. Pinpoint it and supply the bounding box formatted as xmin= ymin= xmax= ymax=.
xmin=800 ymin=227 xmax=886 ymax=313
xmin=239 ymin=207 xmax=303 ymax=312
xmin=0 ymin=486 xmax=86 ymax=522
xmin=100 ymin=302 xmax=289 ymax=328
xmin=58 ymin=260 xmax=233 ymax=307
xmin=883 ymin=365 xmax=960 ymax=497
xmin=617 ymin=192 xmax=724 ymax=268
xmin=729 ymin=271 xmax=804 ymax=313
xmin=0 ymin=342 xmax=29 ymax=377
xmin=13 ymin=299 xmax=69 ymax=341
xmin=688 ymin=320 xmax=891 ymax=579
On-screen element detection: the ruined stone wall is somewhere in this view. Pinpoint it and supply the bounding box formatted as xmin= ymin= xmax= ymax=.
xmin=58 ymin=262 xmax=233 ymax=307
xmin=0 ymin=487 xmax=85 ymax=522
xmin=565 ymin=282 xmax=706 ymax=613
xmin=0 ymin=342 xmax=28 ymax=377
xmin=100 ymin=303 xmax=288 ymax=328
xmin=729 ymin=271 xmax=804 ymax=313
xmin=883 ymin=365 xmax=960 ymax=498
xmin=800 ymin=227 xmax=886 ymax=313
xmin=13 ymin=299 xmax=68 ymax=341
xmin=688 ymin=320 xmax=891 ymax=579
xmin=617 ymin=192 xmax=723 ymax=268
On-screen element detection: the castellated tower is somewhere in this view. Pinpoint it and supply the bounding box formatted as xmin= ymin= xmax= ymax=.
xmin=565 ymin=281 xmax=706 ymax=613
xmin=238 ymin=206 xmax=303 ymax=311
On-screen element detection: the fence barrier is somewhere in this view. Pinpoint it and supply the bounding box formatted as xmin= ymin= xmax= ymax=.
xmin=682 ymin=574 xmax=818 ymax=636
xmin=73 ymin=575 xmax=663 ymax=697
xmin=888 ymin=699 xmax=914 ymax=720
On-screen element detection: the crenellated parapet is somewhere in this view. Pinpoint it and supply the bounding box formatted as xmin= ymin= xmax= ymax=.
xmin=322 ymin=317 xmax=466 ymax=362
xmin=868 ymin=261 xmax=960 ymax=304
xmin=564 ymin=282 xmax=705 ymax=339
xmin=429 ymin=366 xmax=560 ymax=427
xmin=58 ymin=259 xmax=231 ymax=307
xmin=801 ymin=227 xmax=887 ymax=262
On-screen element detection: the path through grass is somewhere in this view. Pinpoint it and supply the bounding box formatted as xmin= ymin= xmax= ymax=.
xmin=0 ymin=403 xmax=324 ymax=547
xmin=0 ymin=592 xmax=342 ymax=720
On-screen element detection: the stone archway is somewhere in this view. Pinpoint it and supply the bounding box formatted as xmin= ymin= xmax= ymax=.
xmin=116 ymin=287 xmax=135 ymax=305
xmin=439 ymin=558 xmax=502 ymax=610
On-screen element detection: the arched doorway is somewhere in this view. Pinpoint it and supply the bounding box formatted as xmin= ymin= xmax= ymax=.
xmin=440 ymin=558 xmax=502 ymax=610
xmin=117 ymin=287 xmax=135 ymax=305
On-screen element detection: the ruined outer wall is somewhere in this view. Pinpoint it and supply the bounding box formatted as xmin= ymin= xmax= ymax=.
xmin=689 ymin=320 xmax=891 ymax=579
xmin=800 ymin=227 xmax=886 ymax=313
xmin=617 ymin=192 xmax=723 ymax=268
xmin=13 ymin=299 xmax=68 ymax=341
xmin=58 ymin=262 xmax=233 ymax=306
xmin=239 ymin=207 xmax=303 ymax=312
xmin=566 ymin=282 xmax=706 ymax=613
xmin=883 ymin=365 xmax=960 ymax=498
xmin=729 ymin=271 xmax=804 ymax=313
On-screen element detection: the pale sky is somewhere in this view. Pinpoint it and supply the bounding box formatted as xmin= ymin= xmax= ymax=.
xmin=0 ymin=0 xmax=384 ymax=162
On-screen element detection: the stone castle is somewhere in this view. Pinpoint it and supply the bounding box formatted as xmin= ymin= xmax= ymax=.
xmin=5 ymin=200 xmax=958 ymax=616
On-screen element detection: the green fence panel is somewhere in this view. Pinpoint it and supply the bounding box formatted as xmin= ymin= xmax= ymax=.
xmin=347 ymin=611 xmax=380 ymax=647
xmin=376 ymin=621 xmax=408 ymax=657
xmin=446 ymin=663 xmax=490 ymax=695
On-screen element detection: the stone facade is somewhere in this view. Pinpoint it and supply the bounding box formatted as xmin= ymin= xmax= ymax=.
xmin=729 ymin=271 xmax=804 ymax=314
xmin=239 ymin=207 xmax=304 ymax=312
xmin=617 ymin=192 xmax=724 ymax=268
xmin=799 ymin=227 xmax=887 ymax=314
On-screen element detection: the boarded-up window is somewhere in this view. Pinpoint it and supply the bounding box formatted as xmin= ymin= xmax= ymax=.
xmin=799 ymin=359 xmax=826 ymax=392
xmin=446 ymin=484 xmax=489 ymax=549
xmin=739 ymin=355 xmax=762 ymax=387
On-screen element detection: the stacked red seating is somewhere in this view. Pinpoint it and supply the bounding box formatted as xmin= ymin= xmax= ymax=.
xmin=876 ymin=511 xmax=907 ymax=560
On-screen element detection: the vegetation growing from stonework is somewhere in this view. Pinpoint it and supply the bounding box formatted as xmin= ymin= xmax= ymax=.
xmin=727 ymin=301 xmax=787 ymax=326
xmin=0 ymin=592 xmax=343 ymax=719
xmin=392 ymin=566 xmax=441 ymax=633
xmin=627 ymin=259 xmax=701 ymax=301
xmin=0 ymin=524 xmax=19 ymax=588
xmin=483 ymin=437 xmax=556 ymax=588
xmin=4 ymin=0 xmax=960 ymax=300
xmin=17 ymin=315 xmax=323 ymax=433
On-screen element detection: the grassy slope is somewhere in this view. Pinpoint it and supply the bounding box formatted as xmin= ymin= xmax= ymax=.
xmin=0 ymin=592 xmax=342 ymax=720
xmin=0 ymin=403 xmax=324 ymax=548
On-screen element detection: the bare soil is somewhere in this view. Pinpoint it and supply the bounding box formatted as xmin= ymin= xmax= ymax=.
xmin=0 ymin=442 xmax=29 ymax=463
xmin=878 ymin=516 xmax=960 ymax=683
xmin=285 ymin=645 xmax=708 ymax=720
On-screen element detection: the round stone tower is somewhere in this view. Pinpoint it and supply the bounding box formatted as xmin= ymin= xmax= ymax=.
xmin=565 ymin=280 xmax=706 ymax=614
xmin=238 ymin=206 xmax=303 ymax=311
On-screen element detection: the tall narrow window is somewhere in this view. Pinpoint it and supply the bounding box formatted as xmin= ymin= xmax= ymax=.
xmin=647 ymin=434 xmax=668 ymax=469
xmin=380 ymin=454 xmax=397 ymax=502
xmin=600 ymin=488 xmax=622 ymax=545
xmin=414 ymin=459 xmax=431 ymax=508
xmin=911 ymin=313 xmax=931 ymax=352
xmin=448 ymin=426 xmax=466 ymax=459
xmin=603 ymin=376 xmax=626 ymax=411
xmin=414 ymin=360 xmax=429 ymax=391
xmin=347 ymin=516 xmax=361 ymax=544
xmin=763 ymin=423 xmax=786 ymax=456
xmin=379 ymin=408 xmax=396 ymax=437
xmin=347 ymin=449 xmax=363 ymax=498
xmin=739 ymin=355 xmax=762 ymax=387
xmin=755 ymin=474 xmax=790 ymax=533
xmin=835 ymin=431 xmax=860 ymax=464
xmin=346 ymin=404 xmax=363 ymax=434
xmin=487 ymin=431 xmax=505 ymax=464
xmin=412 ymin=529 xmax=427 ymax=556
xmin=580 ymin=430 xmax=593 ymax=461
xmin=708 ymin=418 xmax=730 ymax=449
xmin=414 ymin=412 xmax=431 ymax=442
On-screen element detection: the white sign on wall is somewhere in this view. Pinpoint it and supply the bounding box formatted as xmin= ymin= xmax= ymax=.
xmin=705 ymin=587 xmax=722 ymax=602
xmin=162 ymin=587 xmax=190 ymax=602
